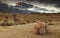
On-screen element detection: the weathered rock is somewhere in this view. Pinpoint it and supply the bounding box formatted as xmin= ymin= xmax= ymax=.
xmin=33 ymin=20 xmax=52 ymax=35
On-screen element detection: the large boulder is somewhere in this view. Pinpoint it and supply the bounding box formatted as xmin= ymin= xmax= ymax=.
xmin=33 ymin=20 xmax=53 ymax=35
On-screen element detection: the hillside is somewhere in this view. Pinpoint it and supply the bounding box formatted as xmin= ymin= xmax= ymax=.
xmin=0 ymin=12 xmax=60 ymax=38
xmin=0 ymin=12 xmax=60 ymax=26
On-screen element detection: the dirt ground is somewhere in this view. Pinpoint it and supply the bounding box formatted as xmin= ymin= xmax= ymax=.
xmin=0 ymin=21 xmax=60 ymax=38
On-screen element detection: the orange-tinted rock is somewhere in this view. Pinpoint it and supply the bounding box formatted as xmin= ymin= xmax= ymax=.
xmin=33 ymin=20 xmax=52 ymax=35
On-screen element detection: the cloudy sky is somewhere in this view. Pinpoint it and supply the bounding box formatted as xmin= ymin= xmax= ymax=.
xmin=0 ymin=0 xmax=60 ymax=13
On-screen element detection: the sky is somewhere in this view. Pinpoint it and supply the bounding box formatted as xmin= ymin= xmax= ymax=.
xmin=0 ymin=0 xmax=60 ymax=13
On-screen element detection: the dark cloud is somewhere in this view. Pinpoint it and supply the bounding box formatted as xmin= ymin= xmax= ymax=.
xmin=27 ymin=0 xmax=60 ymax=3
xmin=0 ymin=0 xmax=60 ymax=8
xmin=1 ymin=0 xmax=60 ymax=5
xmin=0 ymin=0 xmax=60 ymax=13
xmin=27 ymin=0 xmax=60 ymax=7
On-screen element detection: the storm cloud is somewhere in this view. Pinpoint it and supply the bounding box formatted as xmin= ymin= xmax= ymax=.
xmin=27 ymin=0 xmax=60 ymax=7
xmin=0 ymin=0 xmax=60 ymax=13
xmin=0 ymin=0 xmax=60 ymax=7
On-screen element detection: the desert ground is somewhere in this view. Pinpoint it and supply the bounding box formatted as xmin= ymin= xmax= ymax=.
xmin=0 ymin=22 xmax=60 ymax=38
xmin=0 ymin=12 xmax=60 ymax=38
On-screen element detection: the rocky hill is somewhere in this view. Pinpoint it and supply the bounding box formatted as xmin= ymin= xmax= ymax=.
xmin=0 ymin=12 xmax=60 ymax=26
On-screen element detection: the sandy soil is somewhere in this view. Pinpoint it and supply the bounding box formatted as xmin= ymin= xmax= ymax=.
xmin=0 ymin=22 xmax=60 ymax=38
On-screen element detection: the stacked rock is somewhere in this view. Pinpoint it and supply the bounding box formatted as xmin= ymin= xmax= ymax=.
xmin=33 ymin=21 xmax=52 ymax=35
